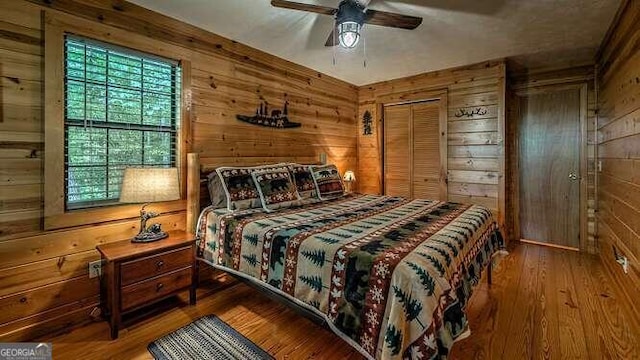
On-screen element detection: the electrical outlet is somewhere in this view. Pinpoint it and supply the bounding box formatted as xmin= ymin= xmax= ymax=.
xmin=319 ymin=153 xmax=327 ymax=164
xmin=612 ymin=245 xmax=629 ymax=274
xmin=618 ymin=256 xmax=629 ymax=274
xmin=89 ymin=306 xmax=102 ymax=320
xmin=89 ymin=260 xmax=103 ymax=278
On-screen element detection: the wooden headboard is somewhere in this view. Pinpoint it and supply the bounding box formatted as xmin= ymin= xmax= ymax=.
xmin=186 ymin=153 xmax=202 ymax=234
xmin=185 ymin=152 xmax=324 ymax=233
xmin=186 ymin=153 xmax=227 ymax=234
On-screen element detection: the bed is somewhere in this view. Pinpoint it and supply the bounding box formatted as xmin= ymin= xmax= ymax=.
xmin=186 ymin=154 xmax=504 ymax=360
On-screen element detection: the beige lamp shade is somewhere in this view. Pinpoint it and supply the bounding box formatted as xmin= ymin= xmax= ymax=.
xmin=119 ymin=168 xmax=180 ymax=203
xmin=343 ymin=170 xmax=356 ymax=182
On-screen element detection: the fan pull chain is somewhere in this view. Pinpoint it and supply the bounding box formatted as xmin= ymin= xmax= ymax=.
xmin=362 ymin=28 xmax=367 ymax=68
xmin=332 ymin=19 xmax=337 ymax=66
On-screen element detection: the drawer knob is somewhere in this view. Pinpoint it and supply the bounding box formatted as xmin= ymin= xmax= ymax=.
xmin=156 ymin=283 xmax=164 ymax=292
xmin=156 ymin=260 xmax=164 ymax=268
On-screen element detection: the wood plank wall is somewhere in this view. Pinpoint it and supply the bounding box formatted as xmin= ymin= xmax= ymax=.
xmin=0 ymin=0 xmax=357 ymax=341
xmin=357 ymin=61 xmax=507 ymax=234
xmin=508 ymin=66 xmax=598 ymax=253
xmin=595 ymin=0 xmax=640 ymax=319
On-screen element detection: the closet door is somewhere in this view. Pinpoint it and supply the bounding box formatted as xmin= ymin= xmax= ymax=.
xmin=412 ymin=101 xmax=442 ymax=199
xmin=383 ymin=100 xmax=446 ymax=200
xmin=384 ymin=104 xmax=411 ymax=197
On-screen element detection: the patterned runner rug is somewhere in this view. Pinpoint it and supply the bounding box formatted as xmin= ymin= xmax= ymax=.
xmin=148 ymin=315 xmax=274 ymax=360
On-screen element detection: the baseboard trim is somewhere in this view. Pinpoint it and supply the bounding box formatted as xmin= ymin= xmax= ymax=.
xmin=519 ymin=239 xmax=580 ymax=251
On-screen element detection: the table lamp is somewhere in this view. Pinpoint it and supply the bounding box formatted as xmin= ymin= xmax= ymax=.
xmin=119 ymin=168 xmax=180 ymax=243
xmin=343 ymin=170 xmax=356 ymax=193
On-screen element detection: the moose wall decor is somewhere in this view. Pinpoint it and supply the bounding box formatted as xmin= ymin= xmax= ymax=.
xmin=236 ymin=101 xmax=301 ymax=129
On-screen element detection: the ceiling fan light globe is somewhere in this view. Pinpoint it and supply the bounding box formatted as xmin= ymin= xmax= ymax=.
xmin=338 ymin=21 xmax=361 ymax=48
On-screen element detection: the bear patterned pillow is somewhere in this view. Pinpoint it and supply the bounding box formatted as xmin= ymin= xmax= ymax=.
xmin=289 ymin=164 xmax=317 ymax=199
xmin=207 ymin=171 xmax=228 ymax=209
xmin=309 ymin=164 xmax=345 ymax=200
xmin=216 ymin=163 xmax=291 ymax=211
xmin=252 ymin=167 xmax=301 ymax=212
xmin=216 ymin=167 xmax=260 ymax=211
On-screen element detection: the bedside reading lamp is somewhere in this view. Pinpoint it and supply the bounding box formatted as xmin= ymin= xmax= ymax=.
xmin=119 ymin=168 xmax=180 ymax=243
xmin=343 ymin=170 xmax=356 ymax=193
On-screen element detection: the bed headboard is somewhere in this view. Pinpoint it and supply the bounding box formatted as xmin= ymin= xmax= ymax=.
xmin=185 ymin=152 xmax=324 ymax=233
xmin=186 ymin=153 xmax=222 ymax=234
xmin=186 ymin=153 xmax=202 ymax=234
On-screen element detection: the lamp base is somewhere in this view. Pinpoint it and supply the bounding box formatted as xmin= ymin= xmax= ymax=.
xmin=344 ymin=181 xmax=353 ymax=193
xmin=131 ymin=231 xmax=168 ymax=243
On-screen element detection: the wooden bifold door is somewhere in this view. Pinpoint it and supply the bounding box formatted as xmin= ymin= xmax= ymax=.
xmin=383 ymin=100 xmax=447 ymax=200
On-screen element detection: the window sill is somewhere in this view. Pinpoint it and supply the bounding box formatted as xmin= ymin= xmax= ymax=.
xmin=44 ymin=199 xmax=186 ymax=231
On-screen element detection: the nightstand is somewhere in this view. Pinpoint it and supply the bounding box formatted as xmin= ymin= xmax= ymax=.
xmin=97 ymin=231 xmax=197 ymax=339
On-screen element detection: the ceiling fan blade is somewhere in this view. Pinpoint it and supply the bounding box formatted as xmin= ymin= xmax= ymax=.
xmin=324 ymin=27 xmax=338 ymax=47
xmin=364 ymin=9 xmax=422 ymax=29
xmin=270 ymin=0 xmax=337 ymax=16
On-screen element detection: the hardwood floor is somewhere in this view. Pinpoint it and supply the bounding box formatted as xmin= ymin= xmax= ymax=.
xmin=43 ymin=243 xmax=640 ymax=359
xmin=41 ymin=274 xmax=363 ymax=360
xmin=451 ymin=243 xmax=640 ymax=359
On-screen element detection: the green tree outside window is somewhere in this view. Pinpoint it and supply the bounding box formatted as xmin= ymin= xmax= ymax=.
xmin=64 ymin=36 xmax=180 ymax=209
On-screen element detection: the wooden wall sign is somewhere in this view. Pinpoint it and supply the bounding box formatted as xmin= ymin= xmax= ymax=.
xmin=362 ymin=110 xmax=373 ymax=135
xmin=236 ymin=101 xmax=301 ymax=129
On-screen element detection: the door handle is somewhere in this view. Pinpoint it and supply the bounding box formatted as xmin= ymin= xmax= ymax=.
xmin=568 ymin=172 xmax=578 ymax=180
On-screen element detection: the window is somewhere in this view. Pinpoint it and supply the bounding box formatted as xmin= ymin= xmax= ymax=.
xmin=64 ymin=35 xmax=181 ymax=209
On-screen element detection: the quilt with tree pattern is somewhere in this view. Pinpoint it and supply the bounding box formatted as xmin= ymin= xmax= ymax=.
xmin=197 ymin=194 xmax=504 ymax=360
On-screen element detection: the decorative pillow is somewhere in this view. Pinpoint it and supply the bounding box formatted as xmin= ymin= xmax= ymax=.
xmin=309 ymin=164 xmax=345 ymax=200
xmin=288 ymin=164 xmax=317 ymax=199
xmin=207 ymin=171 xmax=228 ymax=209
xmin=252 ymin=167 xmax=301 ymax=212
xmin=216 ymin=163 xmax=289 ymax=211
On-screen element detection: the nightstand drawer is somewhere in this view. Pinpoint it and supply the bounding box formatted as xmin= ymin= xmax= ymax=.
xmin=121 ymin=267 xmax=192 ymax=311
xmin=121 ymin=246 xmax=192 ymax=286
xmin=98 ymin=231 xmax=197 ymax=339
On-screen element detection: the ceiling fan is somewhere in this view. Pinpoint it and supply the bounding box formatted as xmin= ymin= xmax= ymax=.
xmin=271 ymin=0 xmax=423 ymax=48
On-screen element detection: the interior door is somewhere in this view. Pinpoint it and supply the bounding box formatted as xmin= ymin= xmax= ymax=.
xmin=518 ymin=88 xmax=581 ymax=248
xmin=384 ymin=104 xmax=411 ymax=197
